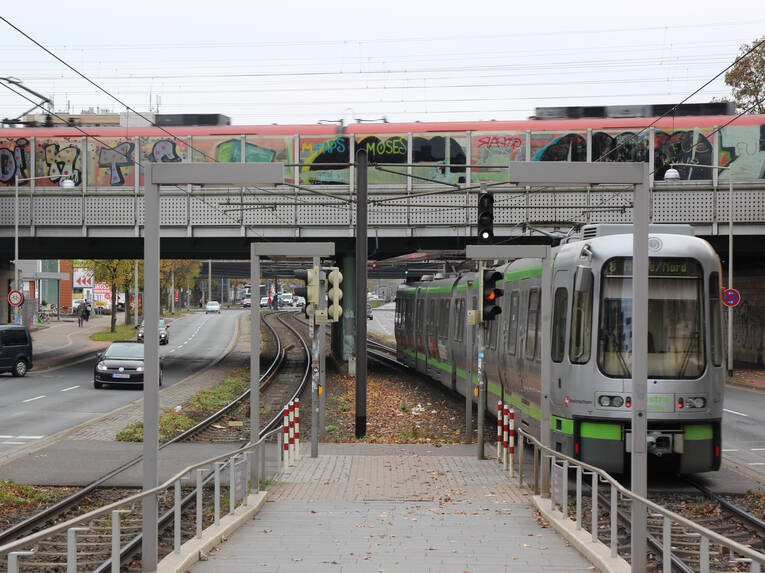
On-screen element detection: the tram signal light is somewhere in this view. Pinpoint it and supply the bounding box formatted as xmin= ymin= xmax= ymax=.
xmin=477 ymin=191 xmax=494 ymax=243
xmin=294 ymin=265 xmax=320 ymax=316
xmin=480 ymin=269 xmax=503 ymax=322
xmin=327 ymin=267 xmax=343 ymax=322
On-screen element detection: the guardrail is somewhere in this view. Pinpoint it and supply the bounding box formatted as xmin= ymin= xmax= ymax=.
xmin=517 ymin=428 xmax=765 ymax=573
xmin=0 ymin=427 xmax=286 ymax=572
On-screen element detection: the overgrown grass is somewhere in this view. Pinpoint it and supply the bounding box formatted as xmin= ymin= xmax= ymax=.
xmin=90 ymin=324 xmax=138 ymax=342
xmin=0 ymin=480 xmax=66 ymax=510
xmin=115 ymin=368 xmax=250 ymax=443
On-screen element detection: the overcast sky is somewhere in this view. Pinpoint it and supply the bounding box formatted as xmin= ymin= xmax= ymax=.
xmin=1 ymin=1 xmax=764 ymax=126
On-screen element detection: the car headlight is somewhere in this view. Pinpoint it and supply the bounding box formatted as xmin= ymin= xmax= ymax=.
xmin=97 ymin=362 xmax=108 ymax=371
xmin=138 ymin=330 xmax=144 ymax=337
xmin=136 ymin=365 xmax=144 ymax=372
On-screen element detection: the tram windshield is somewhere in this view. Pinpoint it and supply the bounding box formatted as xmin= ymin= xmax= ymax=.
xmin=597 ymin=258 xmax=705 ymax=379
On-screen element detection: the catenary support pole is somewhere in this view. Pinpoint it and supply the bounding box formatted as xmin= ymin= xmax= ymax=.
xmin=355 ymin=148 xmax=368 ymax=438
xmin=170 ymin=268 xmax=175 ymax=314
xmin=319 ymin=271 xmax=327 ymax=439
xmin=540 ymin=246 xmax=552 ymax=494
xmin=630 ymin=165 xmax=650 ymax=572
xmin=728 ymin=173 xmax=734 ymax=376
xmin=250 ymin=248 xmax=260 ymax=483
xmin=134 ymin=261 xmax=138 ymax=325
xmin=465 ymin=281 xmax=474 ymax=443
xmin=311 ymin=256 xmax=321 ymax=456
xmin=142 ymin=165 xmax=160 ymax=573
xmin=207 ymin=260 xmax=211 ymax=305
xmin=476 ymin=260 xmax=486 ymax=459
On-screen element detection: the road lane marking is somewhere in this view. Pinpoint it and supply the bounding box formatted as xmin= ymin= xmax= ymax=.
xmin=16 ymin=435 xmax=43 ymax=439
xmin=751 ymin=448 xmax=765 ymax=451
xmin=0 ymin=435 xmax=12 ymax=439
xmin=748 ymin=462 xmax=765 ymax=466
xmin=22 ymin=395 xmax=46 ymax=403
xmin=723 ymin=408 xmax=749 ymax=417
xmin=61 ymin=385 xmax=79 ymax=392
xmin=722 ymin=449 xmax=739 ymax=452
xmin=1 ymin=441 xmax=24 ymax=445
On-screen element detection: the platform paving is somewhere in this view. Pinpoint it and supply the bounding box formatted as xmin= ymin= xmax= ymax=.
xmin=191 ymin=444 xmax=598 ymax=572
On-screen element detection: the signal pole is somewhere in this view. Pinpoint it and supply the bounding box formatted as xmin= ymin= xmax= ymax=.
xmin=476 ymin=261 xmax=486 ymax=460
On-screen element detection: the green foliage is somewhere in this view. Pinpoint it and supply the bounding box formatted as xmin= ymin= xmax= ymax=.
xmin=116 ymin=422 xmax=144 ymax=442
xmin=325 ymin=425 xmax=340 ymax=433
xmin=399 ymin=404 xmax=409 ymax=412
xmin=724 ymin=36 xmax=765 ymax=114
xmin=0 ymin=480 xmax=65 ymax=510
xmin=188 ymin=376 xmax=249 ymax=412
xmin=158 ymin=413 xmax=196 ymax=440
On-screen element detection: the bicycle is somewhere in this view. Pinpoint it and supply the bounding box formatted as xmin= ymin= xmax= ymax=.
xmin=39 ymin=311 xmax=50 ymax=323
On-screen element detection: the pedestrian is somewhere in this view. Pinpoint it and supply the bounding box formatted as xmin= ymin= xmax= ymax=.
xmin=76 ymin=302 xmax=85 ymax=327
xmin=83 ymin=302 xmax=90 ymax=322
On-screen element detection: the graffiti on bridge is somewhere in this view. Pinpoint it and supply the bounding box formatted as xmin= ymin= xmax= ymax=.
xmin=0 ymin=138 xmax=29 ymax=184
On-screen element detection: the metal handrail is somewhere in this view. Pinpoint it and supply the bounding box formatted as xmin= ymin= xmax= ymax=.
xmin=517 ymin=428 xmax=765 ymax=570
xmin=0 ymin=427 xmax=282 ymax=558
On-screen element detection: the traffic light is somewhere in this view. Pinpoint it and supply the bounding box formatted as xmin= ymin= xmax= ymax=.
xmin=294 ymin=265 xmax=319 ymax=316
xmin=477 ymin=191 xmax=494 ymax=243
xmin=480 ymin=269 xmax=503 ymax=321
xmin=327 ymin=267 xmax=343 ymax=322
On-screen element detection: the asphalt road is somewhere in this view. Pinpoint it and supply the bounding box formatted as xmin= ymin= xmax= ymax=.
xmin=721 ymin=385 xmax=765 ymax=472
xmin=0 ymin=310 xmax=242 ymax=455
xmin=367 ymin=301 xmax=395 ymax=338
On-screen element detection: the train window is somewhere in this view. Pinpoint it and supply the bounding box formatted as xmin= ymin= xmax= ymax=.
xmin=709 ymin=272 xmax=723 ymax=366
xmin=551 ymin=287 xmax=568 ymax=362
xmin=438 ymin=299 xmax=450 ymax=339
xmin=598 ymin=257 xmax=705 ymax=379
xmin=415 ymin=299 xmax=424 ymax=333
xmin=569 ymin=268 xmax=593 ymax=364
xmin=507 ymin=291 xmax=520 ymax=355
xmin=525 ymin=288 xmax=540 ymax=359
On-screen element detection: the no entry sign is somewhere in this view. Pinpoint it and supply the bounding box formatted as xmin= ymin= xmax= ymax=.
xmin=722 ymin=288 xmax=741 ymax=308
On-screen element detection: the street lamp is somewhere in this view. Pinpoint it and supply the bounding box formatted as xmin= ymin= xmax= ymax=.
xmin=12 ymin=174 xmax=75 ymax=324
xmin=666 ymin=162 xmax=735 ymax=376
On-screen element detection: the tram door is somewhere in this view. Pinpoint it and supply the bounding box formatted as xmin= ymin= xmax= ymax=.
xmin=415 ymin=291 xmax=425 ymax=371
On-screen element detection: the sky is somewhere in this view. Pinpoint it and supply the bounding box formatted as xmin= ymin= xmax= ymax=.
xmin=1 ymin=1 xmax=764 ymax=126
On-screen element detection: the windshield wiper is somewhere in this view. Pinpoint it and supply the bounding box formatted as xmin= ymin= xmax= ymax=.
xmin=678 ymin=331 xmax=700 ymax=377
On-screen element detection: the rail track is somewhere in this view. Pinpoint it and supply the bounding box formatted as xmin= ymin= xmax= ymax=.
xmin=0 ymin=310 xmax=312 ymax=573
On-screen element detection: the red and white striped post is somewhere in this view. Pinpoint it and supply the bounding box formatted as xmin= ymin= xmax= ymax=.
xmin=496 ymin=401 xmax=503 ymax=462
xmin=288 ymin=400 xmax=295 ymax=466
xmin=294 ymin=398 xmax=300 ymax=461
xmin=503 ymin=404 xmax=509 ymax=471
xmin=282 ymin=405 xmax=289 ymax=472
xmin=509 ymin=409 xmax=516 ymax=478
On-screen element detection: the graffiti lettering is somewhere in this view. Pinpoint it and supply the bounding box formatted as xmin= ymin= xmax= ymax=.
xmin=365 ymin=138 xmax=406 ymax=156
xmin=98 ymin=142 xmax=134 ymax=186
xmin=301 ymin=138 xmax=346 ymax=155
xmin=477 ymin=135 xmax=522 ymax=152
xmin=149 ymin=139 xmax=181 ymax=163
xmin=44 ymin=143 xmax=81 ymax=185
xmin=0 ymin=138 xmax=29 ymax=184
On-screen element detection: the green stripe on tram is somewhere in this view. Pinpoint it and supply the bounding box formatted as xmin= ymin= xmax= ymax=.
xmin=551 ymin=416 xmax=574 ymax=435
xmin=685 ymin=424 xmax=714 ymax=440
xmin=580 ymin=422 xmax=622 ymax=441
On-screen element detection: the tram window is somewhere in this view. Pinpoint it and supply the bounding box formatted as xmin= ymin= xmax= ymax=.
xmin=525 ymin=288 xmax=540 ymax=359
xmin=709 ymin=272 xmax=723 ymax=366
xmin=551 ymin=287 xmax=568 ymax=363
xmin=569 ymin=268 xmax=594 ymax=364
xmin=428 ymin=300 xmax=436 ymax=335
xmin=455 ymin=298 xmax=465 ymax=341
xmin=507 ymin=291 xmax=520 ymax=355
xmin=488 ymin=318 xmax=498 ymax=350
xmin=438 ymin=299 xmax=450 ymax=338
xmin=415 ymin=299 xmax=424 ymax=332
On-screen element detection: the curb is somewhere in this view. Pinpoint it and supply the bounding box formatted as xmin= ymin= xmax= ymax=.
xmin=533 ymin=495 xmax=630 ymax=573
xmin=0 ymin=313 xmax=244 ymax=468
xmin=158 ymin=492 xmax=267 ymax=573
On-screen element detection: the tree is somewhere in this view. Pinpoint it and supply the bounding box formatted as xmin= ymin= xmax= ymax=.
xmin=160 ymin=260 xmax=201 ymax=310
xmin=724 ymin=36 xmax=765 ymax=114
xmin=81 ymin=259 xmax=136 ymax=332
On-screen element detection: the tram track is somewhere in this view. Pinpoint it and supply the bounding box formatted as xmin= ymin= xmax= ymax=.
xmin=0 ymin=311 xmax=312 ymax=573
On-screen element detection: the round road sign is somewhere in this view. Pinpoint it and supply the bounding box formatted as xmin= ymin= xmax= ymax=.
xmin=722 ymin=288 xmax=741 ymax=308
xmin=8 ymin=290 xmax=24 ymax=306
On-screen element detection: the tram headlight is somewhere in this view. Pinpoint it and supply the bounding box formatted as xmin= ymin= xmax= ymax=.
xmin=598 ymin=395 xmax=611 ymax=407
xmin=688 ymin=397 xmax=706 ymax=409
xmin=611 ymin=396 xmax=624 ymax=408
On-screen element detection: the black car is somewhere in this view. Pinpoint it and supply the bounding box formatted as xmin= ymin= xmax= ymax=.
xmin=137 ymin=319 xmax=169 ymax=345
xmin=94 ymin=342 xmax=163 ymax=389
xmin=0 ymin=325 xmax=33 ymax=377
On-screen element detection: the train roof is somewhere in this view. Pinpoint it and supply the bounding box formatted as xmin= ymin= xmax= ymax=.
xmin=2 ymin=114 xmax=763 ymax=138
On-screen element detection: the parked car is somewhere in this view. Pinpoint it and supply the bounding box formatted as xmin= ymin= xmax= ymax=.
xmin=94 ymin=341 xmax=163 ymax=389
xmin=0 ymin=325 xmax=33 ymax=377
xmin=260 ymin=296 xmax=269 ymax=308
xmin=279 ymin=293 xmax=294 ymax=307
xmin=241 ymin=298 xmax=251 ymax=308
xmin=293 ymin=296 xmax=305 ymax=307
xmin=137 ymin=319 xmax=169 ymax=345
xmin=205 ymin=301 xmax=221 ymax=314
xmin=367 ymin=303 xmax=373 ymax=320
